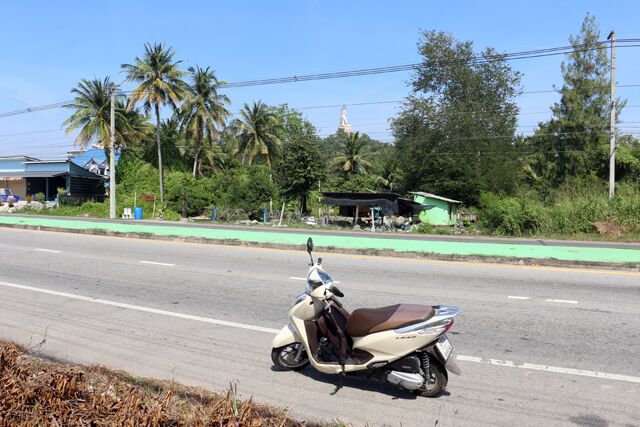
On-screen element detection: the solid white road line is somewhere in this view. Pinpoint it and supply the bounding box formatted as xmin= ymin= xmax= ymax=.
xmin=1 ymin=280 xmax=638 ymax=385
xmin=0 ymin=280 xmax=278 ymax=334
xmin=456 ymin=355 xmax=640 ymax=384
xmin=139 ymin=261 xmax=175 ymax=267
xmin=507 ymin=296 xmax=531 ymax=300
xmin=546 ymin=299 xmax=578 ymax=304
xmin=34 ymin=248 xmax=61 ymax=253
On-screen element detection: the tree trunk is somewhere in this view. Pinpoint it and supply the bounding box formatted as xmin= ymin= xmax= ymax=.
xmin=192 ymin=123 xmax=202 ymax=178
xmin=300 ymin=192 xmax=308 ymax=215
xmin=155 ymin=104 xmax=164 ymax=203
xmin=192 ymin=145 xmax=201 ymax=178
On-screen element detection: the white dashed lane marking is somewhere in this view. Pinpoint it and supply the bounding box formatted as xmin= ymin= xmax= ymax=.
xmin=546 ymin=299 xmax=579 ymax=304
xmin=34 ymin=248 xmax=61 ymax=253
xmin=507 ymin=296 xmax=578 ymax=304
xmin=139 ymin=260 xmax=175 ymax=267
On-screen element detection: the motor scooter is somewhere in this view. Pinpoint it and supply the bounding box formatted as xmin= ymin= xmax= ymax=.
xmin=271 ymin=238 xmax=461 ymax=397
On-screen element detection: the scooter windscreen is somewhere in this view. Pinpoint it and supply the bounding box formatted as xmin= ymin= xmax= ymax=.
xmin=306 ymin=268 xmax=334 ymax=292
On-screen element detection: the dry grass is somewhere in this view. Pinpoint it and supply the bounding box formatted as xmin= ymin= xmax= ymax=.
xmin=0 ymin=342 xmax=329 ymax=427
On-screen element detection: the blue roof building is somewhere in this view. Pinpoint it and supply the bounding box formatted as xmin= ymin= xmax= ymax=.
xmin=0 ymin=155 xmax=105 ymax=202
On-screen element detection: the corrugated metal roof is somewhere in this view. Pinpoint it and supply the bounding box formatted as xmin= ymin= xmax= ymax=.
xmin=0 ymin=171 xmax=66 ymax=178
xmin=410 ymin=192 xmax=462 ymax=204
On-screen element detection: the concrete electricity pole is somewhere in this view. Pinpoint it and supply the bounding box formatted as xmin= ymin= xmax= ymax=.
xmin=608 ymin=31 xmax=616 ymax=199
xmin=109 ymin=92 xmax=116 ymax=218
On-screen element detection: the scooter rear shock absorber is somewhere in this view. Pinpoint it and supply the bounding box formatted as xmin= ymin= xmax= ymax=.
xmin=420 ymin=352 xmax=431 ymax=378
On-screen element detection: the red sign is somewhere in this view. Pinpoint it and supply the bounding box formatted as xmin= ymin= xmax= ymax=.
xmin=0 ymin=177 xmax=22 ymax=181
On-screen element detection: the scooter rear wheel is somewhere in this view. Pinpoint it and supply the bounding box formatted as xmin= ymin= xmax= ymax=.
xmin=414 ymin=360 xmax=448 ymax=397
xmin=271 ymin=343 xmax=310 ymax=371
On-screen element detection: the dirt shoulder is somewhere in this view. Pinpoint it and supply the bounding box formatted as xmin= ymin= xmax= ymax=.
xmin=0 ymin=341 xmax=333 ymax=426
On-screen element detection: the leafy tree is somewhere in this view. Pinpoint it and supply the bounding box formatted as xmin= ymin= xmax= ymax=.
xmin=527 ymin=15 xmax=623 ymax=185
xmin=223 ymin=165 xmax=276 ymax=217
xmin=391 ymin=30 xmax=521 ymax=203
xmin=232 ymin=101 xmax=283 ymax=167
xmin=273 ymin=107 xmax=325 ymax=214
xmin=180 ymin=66 xmax=230 ymax=177
xmin=331 ymin=131 xmax=373 ymax=176
xmin=122 ymin=43 xmax=188 ymax=203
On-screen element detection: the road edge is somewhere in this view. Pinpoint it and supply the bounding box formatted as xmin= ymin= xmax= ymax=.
xmin=2 ymin=222 xmax=639 ymax=271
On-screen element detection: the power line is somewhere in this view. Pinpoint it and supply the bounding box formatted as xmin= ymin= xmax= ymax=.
xmin=0 ymin=128 xmax=63 ymax=138
xmin=2 ymin=39 xmax=640 ymax=119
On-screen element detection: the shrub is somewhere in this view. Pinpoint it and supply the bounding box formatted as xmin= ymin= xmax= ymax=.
xmin=165 ymin=172 xmax=212 ymax=218
xmin=34 ymin=192 xmax=46 ymax=203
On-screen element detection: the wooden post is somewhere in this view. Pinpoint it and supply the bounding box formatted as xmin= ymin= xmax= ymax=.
xmin=278 ymin=202 xmax=285 ymax=226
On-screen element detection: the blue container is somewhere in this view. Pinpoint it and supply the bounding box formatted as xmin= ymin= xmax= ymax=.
xmin=133 ymin=207 xmax=143 ymax=220
xmin=211 ymin=207 xmax=217 ymax=221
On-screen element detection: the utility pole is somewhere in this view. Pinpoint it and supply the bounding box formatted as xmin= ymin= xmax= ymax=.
xmin=109 ymin=92 xmax=116 ymax=218
xmin=608 ymin=31 xmax=616 ymax=199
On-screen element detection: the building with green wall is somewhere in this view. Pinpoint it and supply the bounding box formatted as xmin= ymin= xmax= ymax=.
xmin=410 ymin=192 xmax=462 ymax=226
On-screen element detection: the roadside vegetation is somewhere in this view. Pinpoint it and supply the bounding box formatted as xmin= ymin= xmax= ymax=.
xmin=0 ymin=342 xmax=333 ymax=426
xmin=17 ymin=14 xmax=639 ymax=241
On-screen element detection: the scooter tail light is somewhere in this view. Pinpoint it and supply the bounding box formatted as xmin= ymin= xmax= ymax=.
xmin=443 ymin=319 xmax=455 ymax=333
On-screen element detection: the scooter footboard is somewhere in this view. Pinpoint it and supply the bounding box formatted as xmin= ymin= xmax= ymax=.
xmin=272 ymin=324 xmax=300 ymax=348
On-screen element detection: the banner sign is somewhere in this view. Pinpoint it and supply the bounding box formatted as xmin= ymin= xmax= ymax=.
xmin=0 ymin=177 xmax=22 ymax=181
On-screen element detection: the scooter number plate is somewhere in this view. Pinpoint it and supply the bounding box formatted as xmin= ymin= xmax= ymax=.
xmin=435 ymin=335 xmax=453 ymax=361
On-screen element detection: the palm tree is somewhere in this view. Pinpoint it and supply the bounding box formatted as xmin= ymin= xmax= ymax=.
xmin=180 ymin=66 xmax=230 ymax=177
xmin=63 ymin=77 xmax=124 ymax=149
xmin=232 ymin=101 xmax=282 ymax=167
xmin=122 ymin=43 xmax=187 ymax=202
xmin=199 ymin=140 xmax=230 ymax=175
xmin=375 ymin=154 xmax=404 ymax=191
xmin=116 ymin=98 xmax=153 ymax=149
xmin=331 ymin=131 xmax=373 ymax=176
xmin=64 ymin=78 xmax=151 ymax=153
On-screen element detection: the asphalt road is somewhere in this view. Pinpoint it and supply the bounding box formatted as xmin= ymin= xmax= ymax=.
xmin=1 ymin=228 xmax=639 ymax=426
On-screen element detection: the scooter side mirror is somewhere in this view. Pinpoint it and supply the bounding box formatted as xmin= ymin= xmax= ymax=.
xmin=306 ymin=237 xmax=314 ymax=253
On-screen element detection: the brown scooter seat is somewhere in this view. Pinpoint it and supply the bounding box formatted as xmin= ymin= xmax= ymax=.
xmin=346 ymin=304 xmax=435 ymax=337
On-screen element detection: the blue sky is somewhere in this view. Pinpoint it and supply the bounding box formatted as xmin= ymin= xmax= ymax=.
xmin=1 ymin=0 xmax=639 ymax=158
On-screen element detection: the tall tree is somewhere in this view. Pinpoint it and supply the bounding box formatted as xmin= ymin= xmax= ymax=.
xmin=273 ymin=107 xmax=325 ymax=214
xmin=180 ymin=66 xmax=230 ymax=177
xmin=331 ymin=131 xmax=373 ymax=176
xmin=527 ymin=14 xmax=624 ymax=185
xmin=122 ymin=43 xmax=187 ymax=203
xmin=232 ymin=101 xmax=282 ymax=167
xmin=391 ymin=30 xmax=521 ymax=203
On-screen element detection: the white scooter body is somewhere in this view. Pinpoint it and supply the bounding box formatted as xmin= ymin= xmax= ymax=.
xmin=274 ymin=280 xmax=456 ymax=374
xmin=272 ymin=243 xmax=461 ymax=395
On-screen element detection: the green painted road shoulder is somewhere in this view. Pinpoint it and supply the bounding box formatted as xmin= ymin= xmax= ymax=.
xmin=1 ymin=215 xmax=639 ymax=265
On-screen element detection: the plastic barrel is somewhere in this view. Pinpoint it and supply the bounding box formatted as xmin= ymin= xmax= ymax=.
xmin=134 ymin=207 xmax=143 ymax=220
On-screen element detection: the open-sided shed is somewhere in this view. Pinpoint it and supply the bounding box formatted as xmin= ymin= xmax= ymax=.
xmin=321 ymin=192 xmax=427 ymax=219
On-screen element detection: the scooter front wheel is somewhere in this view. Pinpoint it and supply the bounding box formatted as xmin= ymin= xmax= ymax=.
xmin=271 ymin=343 xmax=310 ymax=371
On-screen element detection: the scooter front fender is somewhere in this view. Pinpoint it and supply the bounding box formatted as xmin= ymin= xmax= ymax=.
xmin=272 ymin=323 xmax=301 ymax=348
